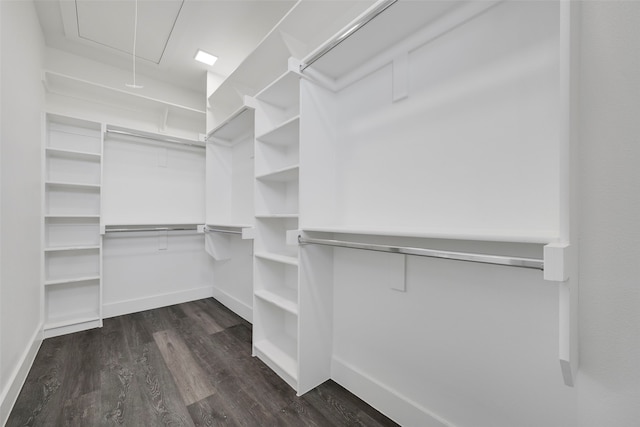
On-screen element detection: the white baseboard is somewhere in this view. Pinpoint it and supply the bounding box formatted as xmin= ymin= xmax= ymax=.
xmin=103 ymin=286 xmax=214 ymax=318
xmin=44 ymin=318 xmax=102 ymax=339
xmin=0 ymin=322 xmax=43 ymax=426
xmin=331 ymin=357 xmax=453 ymax=427
xmin=212 ymin=287 xmax=252 ymax=323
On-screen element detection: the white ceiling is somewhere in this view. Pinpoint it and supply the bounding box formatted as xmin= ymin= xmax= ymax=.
xmin=34 ymin=0 xmax=298 ymax=93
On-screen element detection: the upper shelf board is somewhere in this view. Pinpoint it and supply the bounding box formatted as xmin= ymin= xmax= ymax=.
xmin=207 ymin=106 xmax=254 ymax=144
xmin=43 ymin=70 xmax=206 ymax=134
xmin=46 ymin=147 xmax=102 ymax=161
xmin=255 ymin=71 xmax=300 ymax=110
xmin=105 ymin=125 xmax=204 ymax=149
xmin=302 ymin=0 xmax=479 ymax=80
xmin=256 ymin=116 xmax=299 ymax=146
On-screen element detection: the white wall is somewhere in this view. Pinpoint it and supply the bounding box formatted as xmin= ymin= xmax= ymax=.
xmin=328 ymin=2 xmax=640 ymax=426
xmin=101 ymin=131 xmax=212 ymax=318
xmin=331 ymin=238 xmax=577 ymax=426
xmin=102 ymin=232 xmax=215 ymax=318
xmin=0 ymin=0 xmax=45 ymax=423
xmin=577 ymin=2 xmax=640 ymax=425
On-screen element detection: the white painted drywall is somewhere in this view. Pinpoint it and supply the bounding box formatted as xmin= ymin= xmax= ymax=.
xmin=576 ymin=2 xmax=640 ymax=425
xmin=102 ymin=232 xmax=216 ymax=318
xmin=0 ymin=0 xmax=45 ymax=422
xmin=332 ymin=238 xmax=577 ymax=426
xmin=330 ymin=1 xmax=640 ymax=426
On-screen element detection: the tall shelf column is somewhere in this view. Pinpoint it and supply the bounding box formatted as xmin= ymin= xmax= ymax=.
xmin=251 ymin=69 xmax=303 ymax=392
xmin=250 ymin=62 xmax=334 ymax=395
xmin=43 ymin=114 xmax=103 ymax=338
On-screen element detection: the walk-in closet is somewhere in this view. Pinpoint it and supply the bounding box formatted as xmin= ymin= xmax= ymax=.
xmin=2 ymin=1 xmax=639 ymax=426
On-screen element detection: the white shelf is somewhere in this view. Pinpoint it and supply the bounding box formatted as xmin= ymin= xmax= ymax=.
xmin=255 ymin=289 xmax=299 ymax=315
xmin=45 ymin=181 xmax=101 ymax=190
xmin=46 ymin=117 xmax=102 ymax=153
xmin=254 ymin=336 xmax=298 ymax=382
xmin=44 ymin=315 xmax=101 ymax=331
xmin=255 ymin=71 xmax=300 ymax=109
xmin=45 ymin=216 xmax=100 ymax=248
xmin=206 ymin=222 xmax=253 ymax=230
xmin=255 ymin=214 xmax=299 ymax=219
xmin=44 ymin=275 xmax=101 ymax=286
xmin=256 ymin=165 xmax=299 ymax=182
xmin=45 ymin=147 xmax=101 ymax=161
xmin=256 ymin=116 xmax=300 ymax=146
xmin=207 ymin=106 xmax=254 ymax=145
xmin=44 ymin=245 xmax=101 ymax=252
xmin=300 ymin=226 xmax=558 ymax=245
xmin=255 ymin=251 xmax=299 ymax=266
xmin=45 ymin=214 xmax=101 ymax=219
xmin=43 ymin=70 xmax=205 ymax=135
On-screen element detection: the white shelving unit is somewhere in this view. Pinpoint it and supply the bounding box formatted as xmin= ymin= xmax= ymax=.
xmin=43 ymin=114 xmax=103 ymax=338
xmin=206 ymin=106 xmax=255 ymax=228
xmin=204 ymin=1 xmax=375 ymax=133
xmin=292 ymin=1 xmax=579 ymax=424
xmin=205 ymin=105 xmax=256 ymax=322
xmin=252 ymin=69 xmax=304 ymax=392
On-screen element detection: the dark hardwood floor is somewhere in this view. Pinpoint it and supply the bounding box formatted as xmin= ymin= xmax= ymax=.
xmin=7 ymin=298 xmax=399 ymax=426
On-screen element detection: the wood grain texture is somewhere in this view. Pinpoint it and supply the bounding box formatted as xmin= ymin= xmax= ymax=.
xmin=129 ymin=343 xmax=195 ymax=426
xmin=179 ymin=302 xmax=224 ymax=335
xmin=8 ymin=298 xmax=398 ymax=427
xmin=152 ymin=329 xmax=216 ymax=406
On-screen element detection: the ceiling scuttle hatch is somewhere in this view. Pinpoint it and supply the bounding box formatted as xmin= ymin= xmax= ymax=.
xmin=62 ymin=0 xmax=184 ymax=65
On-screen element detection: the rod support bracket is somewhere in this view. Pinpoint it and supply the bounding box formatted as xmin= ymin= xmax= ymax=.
xmin=543 ymin=243 xmax=571 ymax=282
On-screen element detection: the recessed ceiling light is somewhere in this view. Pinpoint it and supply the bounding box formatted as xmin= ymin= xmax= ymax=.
xmin=195 ymin=50 xmax=218 ymax=66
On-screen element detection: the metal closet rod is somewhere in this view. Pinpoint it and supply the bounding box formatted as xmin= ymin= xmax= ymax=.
xmin=206 ymin=106 xmax=250 ymax=141
xmin=298 ymin=236 xmax=544 ymax=271
xmin=300 ymin=0 xmax=398 ymax=72
xmin=105 ymin=129 xmax=204 ymax=148
xmin=105 ymin=225 xmax=199 ymax=233
xmin=203 ymin=226 xmax=243 ymax=235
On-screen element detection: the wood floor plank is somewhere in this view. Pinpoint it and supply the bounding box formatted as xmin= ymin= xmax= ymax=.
xmin=276 ymin=396 xmax=334 ymax=427
xmin=304 ymin=381 xmax=401 ymax=427
xmin=197 ymin=325 xmax=297 ymax=413
xmin=118 ymin=312 xmax=155 ymax=350
xmin=9 ymin=298 xmax=399 ymax=427
xmin=193 ymin=298 xmax=244 ymax=330
xmin=179 ymin=302 xmax=225 ymax=335
xmin=60 ymin=390 xmax=100 ymax=427
xmin=53 ymin=329 xmax=102 ymax=427
xmin=100 ymin=358 xmax=137 ymax=425
xmin=187 ymin=394 xmax=239 ymax=427
xmin=101 ymin=316 xmax=130 ymax=366
xmin=153 ymin=329 xmax=216 ymax=406
xmin=39 ymin=329 xmax=102 ymax=427
xmin=129 ymin=343 xmax=196 ymax=426
xmin=174 ymin=322 xmax=291 ymax=421
xmin=139 ymin=304 xmax=187 ymax=334
xmin=64 ymin=328 xmax=101 ymax=398
xmin=223 ymin=325 xmax=299 ymax=403
xmin=5 ymin=335 xmax=72 ymax=427
xmin=187 ymin=381 xmax=280 ymax=427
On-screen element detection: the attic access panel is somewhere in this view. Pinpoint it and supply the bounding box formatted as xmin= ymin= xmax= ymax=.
xmin=75 ymin=0 xmax=184 ymax=64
